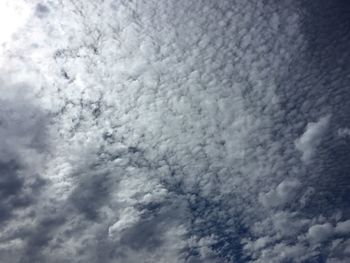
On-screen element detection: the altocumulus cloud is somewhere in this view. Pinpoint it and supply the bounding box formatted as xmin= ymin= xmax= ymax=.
xmin=0 ymin=0 xmax=350 ymax=262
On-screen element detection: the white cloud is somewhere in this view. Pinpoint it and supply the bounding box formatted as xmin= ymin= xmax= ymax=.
xmin=295 ymin=115 xmax=330 ymax=163
xmin=108 ymin=207 xmax=141 ymax=238
xmin=259 ymin=179 xmax=301 ymax=208
xmin=307 ymin=223 xmax=334 ymax=244
xmin=335 ymin=220 xmax=350 ymax=235
xmin=0 ymin=1 xmax=31 ymax=47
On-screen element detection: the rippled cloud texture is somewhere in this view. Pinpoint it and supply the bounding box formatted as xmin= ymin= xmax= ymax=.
xmin=1 ymin=0 xmax=350 ymax=262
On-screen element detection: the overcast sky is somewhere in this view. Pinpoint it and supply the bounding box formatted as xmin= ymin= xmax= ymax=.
xmin=0 ymin=0 xmax=350 ymax=262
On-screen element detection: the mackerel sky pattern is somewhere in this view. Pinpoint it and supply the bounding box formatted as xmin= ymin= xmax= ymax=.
xmin=0 ymin=0 xmax=350 ymax=262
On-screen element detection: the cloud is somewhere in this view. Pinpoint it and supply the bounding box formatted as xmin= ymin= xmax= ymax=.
xmin=335 ymin=220 xmax=350 ymax=235
xmin=337 ymin=128 xmax=350 ymax=138
xmin=0 ymin=0 xmax=349 ymax=262
xmin=35 ymin=3 xmax=50 ymax=19
xmin=0 ymin=1 xmax=31 ymax=46
xmin=295 ymin=115 xmax=331 ymax=163
xmin=259 ymin=179 xmax=301 ymax=208
xmin=307 ymin=223 xmax=334 ymax=244
xmin=0 ymin=79 xmax=49 ymax=263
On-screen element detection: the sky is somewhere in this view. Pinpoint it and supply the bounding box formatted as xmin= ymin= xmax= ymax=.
xmin=0 ymin=0 xmax=349 ymax=262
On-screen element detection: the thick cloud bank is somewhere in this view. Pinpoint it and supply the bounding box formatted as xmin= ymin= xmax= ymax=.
xmin=1 ymin=0 xmax=350 ymax=262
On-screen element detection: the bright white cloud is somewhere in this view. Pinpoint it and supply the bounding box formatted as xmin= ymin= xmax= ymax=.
xmin=0 ymin=1 xmax=31 ymax=50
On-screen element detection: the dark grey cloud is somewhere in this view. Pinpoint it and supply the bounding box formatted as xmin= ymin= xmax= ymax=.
xmin=0 ymin=160 xmax=25 ymax=222
xmin=69 ymin=169 xmax=111 ymax=221
xmin=1 ymin=0 xmax=350 ymax=262
xmin=0 ymin=80 xmax=50 ymax=263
